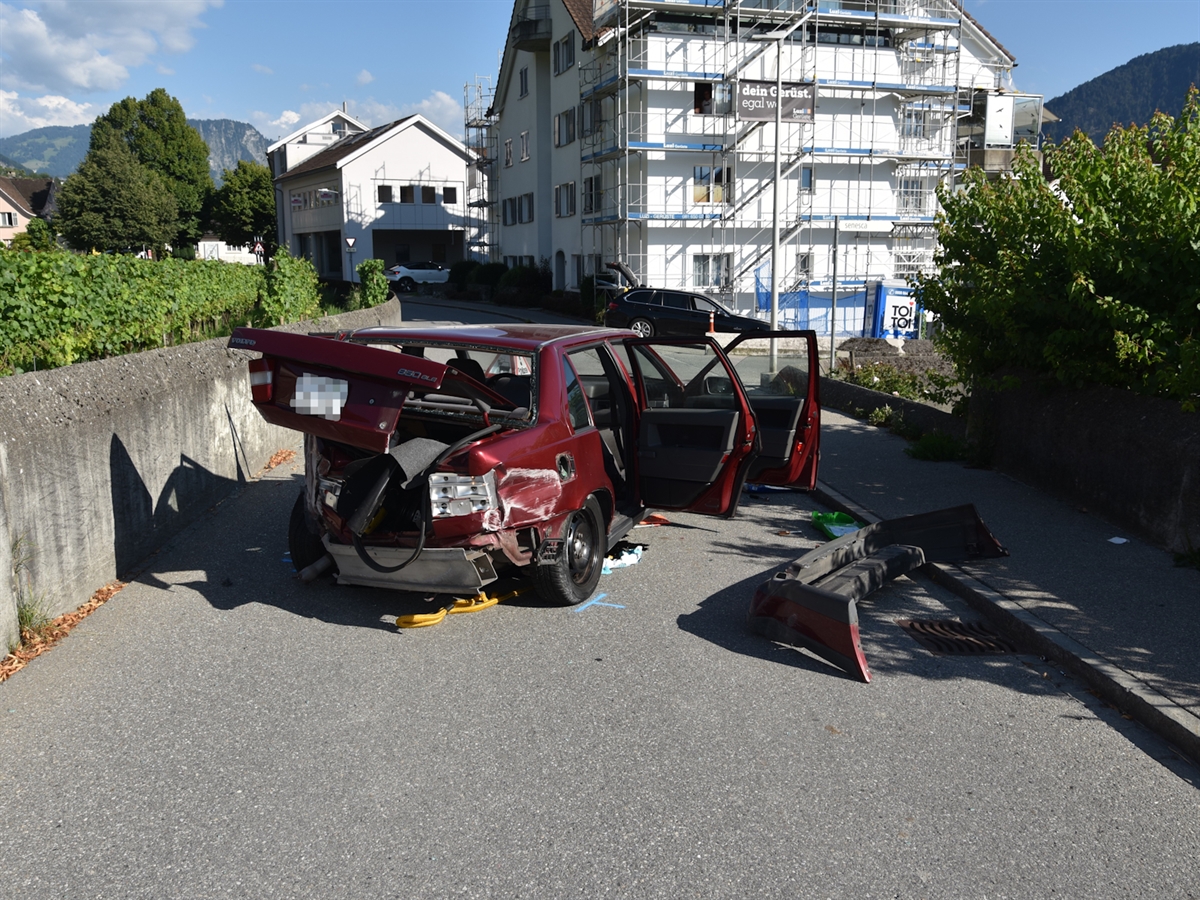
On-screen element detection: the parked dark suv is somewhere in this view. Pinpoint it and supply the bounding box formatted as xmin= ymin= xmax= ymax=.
xmin=603 ymin=288 xmax=771 ymax=337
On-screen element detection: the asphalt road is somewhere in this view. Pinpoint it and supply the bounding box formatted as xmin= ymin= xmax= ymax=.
xmin=1 ymin=305 xmax=1197 ymax=899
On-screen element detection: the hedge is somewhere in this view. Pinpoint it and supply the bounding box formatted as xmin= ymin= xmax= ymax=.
xmin=0 ymin=250 xmax=321 ymax=375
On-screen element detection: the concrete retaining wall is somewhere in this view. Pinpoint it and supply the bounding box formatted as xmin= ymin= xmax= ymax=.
xmin=970 ymin=379 xmax=1199 ymax=555
xmin=0 ymin=299 xmax=402 ymax=653
xmin=819 ymin=372 xmax=1198 ymax=555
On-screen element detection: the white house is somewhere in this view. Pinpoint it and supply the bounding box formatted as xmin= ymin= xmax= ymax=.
xmin=483 ymin=0 xmax=1043 ymax=337
xmin=273 ymin=113 xmax=475 ymax=282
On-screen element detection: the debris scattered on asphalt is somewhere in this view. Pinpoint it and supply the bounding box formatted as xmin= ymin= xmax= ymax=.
xmin=811 ymin=510 xmax=865 ymax=539
xmin=602 ymin=544 xmax=643 ymax=574
xmin=636 ymin=513 xmax=671 ymax=527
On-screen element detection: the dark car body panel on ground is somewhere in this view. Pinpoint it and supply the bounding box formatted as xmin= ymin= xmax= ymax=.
xmin=604 ymin=288 xmax=771 ymax=338
xmin=230 ymin=323 xmax=819 ymax=605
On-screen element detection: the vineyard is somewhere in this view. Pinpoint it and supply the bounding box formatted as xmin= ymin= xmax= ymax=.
xmin=0 ymin=250 xmax=322 ymax=375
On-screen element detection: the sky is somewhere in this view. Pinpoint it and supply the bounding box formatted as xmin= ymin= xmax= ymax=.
xmin=1 ymin=0 xmax=1197 ymax=141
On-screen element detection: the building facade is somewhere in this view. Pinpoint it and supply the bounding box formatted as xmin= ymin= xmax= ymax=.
xmin=272 ymin=113 xmax=475 ymax=282
xmin=483 ymin=0 xmax=1043 ymax=335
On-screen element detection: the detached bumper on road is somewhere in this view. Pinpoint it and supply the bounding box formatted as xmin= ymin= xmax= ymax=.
xmin=748 ymin=505 xmax=1009 ymax=682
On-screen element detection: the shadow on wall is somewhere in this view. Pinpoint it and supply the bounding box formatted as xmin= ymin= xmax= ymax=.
xmin=109 ymin=432 xmax=242 ymax=580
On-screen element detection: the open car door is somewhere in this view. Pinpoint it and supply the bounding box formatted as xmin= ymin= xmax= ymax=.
xmin=622 ymin=337 xmax=758 ymax=516
xmin=722 ymin=330 xmax=821 ymax=490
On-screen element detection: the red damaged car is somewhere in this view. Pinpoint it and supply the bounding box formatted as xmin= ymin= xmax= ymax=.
xmin=229 ymin=323 xmax=820 ymax=606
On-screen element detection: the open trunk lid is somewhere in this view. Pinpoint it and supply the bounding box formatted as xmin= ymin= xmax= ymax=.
xmin=229 ymin=327 xmax=515 ymax=453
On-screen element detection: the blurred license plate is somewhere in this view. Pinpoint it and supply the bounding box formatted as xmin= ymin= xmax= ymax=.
xmin=291 ymin=373 xmax=348 ymax=420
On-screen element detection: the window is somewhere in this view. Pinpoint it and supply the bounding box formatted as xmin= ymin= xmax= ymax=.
xmin=504 ymin=139 xmax=513 ymax=167
xmin=902 ymin=108 xmax=927 ymax=139
xmin=0 ymin=212 xmax=16 ymax=227
xmin=800 ymin=166 xmax=814 ymax=192
xmin=503 ymin=197 xmax=518 ymax=226
xmin=796 ymin=253 xmax=811 ymax=279
xmin=562 ymin=358 xmax=591 ymax=431
xmin=555 ymin=182 xmax=576 ymax=217
xmin=432 ymin=244 xmax=446 ymax=262
xmin=552 ymin=31 xmax=575 ymax=75
xmin=581 ymin=99 xmax=602 ymax=137
xmin=400 ymin=185 xmax=415 ymax=203
xmin=443 ymin=186 xmax=457 ymax=205
xmin=554 ymin=108 xmax=576 ymax=147
xmin=519 ymin=67 xmax=529 ymax=98
xmin=421 ymin=186 xmax=437 ymax=204
xmin=899 ymin=178 xmax=923 ymax=214
xmin=518 ymin=192 xmax=535 ymax=224
xmin=396 ymin=244 xmax=411 ymax=263
xmin=583 ymin=175 xmax=601 ymax=213
xmin=693 ymin=166 xmax=729 ymax=204
xmin=693 ymin=254 xmax=730 ymax=289
xmin=377 ymin=185 xmax=393 ymax=203
xmin=520 ymin=131 xmax=530 ymax=161
xmin=693 ymin=83 xmax=731 ymax=115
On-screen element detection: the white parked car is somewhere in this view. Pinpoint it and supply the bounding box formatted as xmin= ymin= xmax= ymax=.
xmin=385 ymin=262 xmax=450 ymax=292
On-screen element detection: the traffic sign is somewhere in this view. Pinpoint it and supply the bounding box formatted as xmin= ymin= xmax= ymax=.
xmin=345 ymin=237 xmax=357 ymax=250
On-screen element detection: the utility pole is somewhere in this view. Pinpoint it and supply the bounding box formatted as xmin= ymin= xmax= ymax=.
xmin=830 ymin=215 xmax=839 ymax=374
xmin=769 ymin=36 xmax=783 ymax=376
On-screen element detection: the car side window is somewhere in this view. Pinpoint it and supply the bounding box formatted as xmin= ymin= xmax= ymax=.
xmin=661 ymin=291 xmax=691 ymax=310
xmin=562 ymin=356 xmax=591 ymax=431
xmin=628 ymin=291 xmax=658 ymax=306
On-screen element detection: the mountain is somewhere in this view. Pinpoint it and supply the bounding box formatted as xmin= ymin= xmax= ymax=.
xmin=1043 ymin=43 xmax=1200 ymax=144
xmin=0 ymin=125 xmax=91 ymax=179
xmin=188 ymin=119 xmax=271 ymax=184
xmin=0 ymin=119 xmax=270 ymax=184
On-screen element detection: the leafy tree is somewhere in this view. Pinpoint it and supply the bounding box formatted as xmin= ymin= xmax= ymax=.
xmin=211 ymin=160 xmax=276 ymax=255
xmin=56 ymin=131 xmax=178 ymax=253
xmin=91 ymin=88 xmax=212 ymax=248
xmin=914 ymin=88 xmax=1200 ymax=409
xmin=5 ymin=217 xmax=56 ymax=252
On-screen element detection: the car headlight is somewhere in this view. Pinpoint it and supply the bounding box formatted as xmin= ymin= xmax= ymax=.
xmin=428 ymin=470 xmax=499 ymax=519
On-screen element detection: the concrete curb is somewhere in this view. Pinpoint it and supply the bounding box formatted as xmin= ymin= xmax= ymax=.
xmin=812 ymin=479 xmax=1200 ymax=766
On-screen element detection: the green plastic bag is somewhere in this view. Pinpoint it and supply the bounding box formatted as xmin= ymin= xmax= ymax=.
xmin=811 ymin=511 xmax=864 ymax=540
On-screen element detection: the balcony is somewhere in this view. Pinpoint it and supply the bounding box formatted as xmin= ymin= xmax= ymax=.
xmin=511 ymin=5 xmax=551 ymax=51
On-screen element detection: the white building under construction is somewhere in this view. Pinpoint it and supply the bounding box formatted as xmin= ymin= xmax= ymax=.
xmin=469 ymin=0 xmax=1043 ymax=337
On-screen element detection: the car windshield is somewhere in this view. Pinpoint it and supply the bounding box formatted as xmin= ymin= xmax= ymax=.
xmin=361 ymin=340 xmax=537 ymax=424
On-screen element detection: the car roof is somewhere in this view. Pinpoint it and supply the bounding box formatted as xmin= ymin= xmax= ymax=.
xmin=349 ymin=323 xmax=627 ymax=352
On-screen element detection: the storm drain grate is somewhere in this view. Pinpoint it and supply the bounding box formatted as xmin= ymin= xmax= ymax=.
xmin=896 ymin=619 xmax=1018 ymax=656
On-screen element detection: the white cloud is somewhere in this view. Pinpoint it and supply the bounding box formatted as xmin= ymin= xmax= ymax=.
xmin=356 ymin=69 xmax=374 ymax=86
xmin=0 ymin=90 xmax=94 ymax=137
xmin=397 ymin=90 xmax=464 ymax=137
xmin=252 ymin=63 xmax=273 ymax=75
xmin=271 ymin=110 xmax=300 ymax=129
xmin=157 ymin=65 xmax=174 ymax=75
xmin=0 ymin=1 xmax=221 ymax=94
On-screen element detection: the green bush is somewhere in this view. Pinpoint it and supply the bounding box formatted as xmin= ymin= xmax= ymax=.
xmin=260 ymin=251 xmax=321 ymax=326
xmin=0 ymin=248 xmax=322 ymax=374
xmin=356 ymin=257 xmax=390 ymax=309
xmin=469 ymin=262 xmax=508 ymax=289
xmin=449 ymin=260 xmax=480 ymax=291
xmin=914 ymin=89 xmax=1200 ymax=410
xmin=905 ymin=430 xmax=969 ymax=462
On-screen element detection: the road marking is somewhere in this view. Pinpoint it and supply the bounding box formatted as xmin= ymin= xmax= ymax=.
xmin=573 ymin=593 xmax=625 ymax=613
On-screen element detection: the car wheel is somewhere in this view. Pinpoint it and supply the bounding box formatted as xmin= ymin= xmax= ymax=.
xmin=534 ymin=496 xmax=605 ymax=606
xmin=630 ymin=318 xmax=654 ymax=338
xmin=398 ymin=277 xmax=416 ymax=292
xmin=288 ymin=490 xmax=328 ymax=574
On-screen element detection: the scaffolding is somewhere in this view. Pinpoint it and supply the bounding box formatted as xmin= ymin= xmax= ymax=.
xmin=464 ymin=75 xmax=499 ymax=262
xmin=574 ymin=0 xmax=968 ymax=311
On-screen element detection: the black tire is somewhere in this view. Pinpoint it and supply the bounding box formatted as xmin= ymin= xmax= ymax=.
xmin=630 ymin=317 xmax=654 ymax=338
xmin=534 ymin=496 xmax=605 ymax=606
xmin=288 ymin=490 xmax=328 ymax=574
xmin=398 ymin=277 xmax=416 ymax=292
